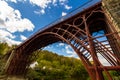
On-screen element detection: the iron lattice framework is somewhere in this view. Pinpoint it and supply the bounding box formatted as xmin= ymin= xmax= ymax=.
xmin=5 ymin=2 xmax=120 ymax=80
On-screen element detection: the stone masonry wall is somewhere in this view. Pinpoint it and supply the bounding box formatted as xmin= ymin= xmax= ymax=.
xmin=102 ymin=0 xmax=120 ymax=32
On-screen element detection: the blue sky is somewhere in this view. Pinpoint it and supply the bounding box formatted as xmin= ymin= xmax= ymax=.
xmin=0 ymin=0 xmax=100 ymax=57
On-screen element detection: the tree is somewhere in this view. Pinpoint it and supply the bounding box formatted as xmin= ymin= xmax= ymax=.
xmin=27 ymin=50 xmax=89 ymax=80
xmin=0 ymin=43 xmax=10 ymax=56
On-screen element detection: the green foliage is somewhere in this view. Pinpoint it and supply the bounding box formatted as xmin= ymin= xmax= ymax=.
xmin=26 ymin=50 xmax=89 ymax=80
xmin=0 ymin=42 xmax=10 ymax=56
xmin=110 ymin=71 xmax=120 ymax=80
xmin=0 ymin=42 xmax=12 ymax=75
xmin=103 ymin=71 xmax=120 ymax=80
xmin=0 ymin=42 xmax=120 ymax=80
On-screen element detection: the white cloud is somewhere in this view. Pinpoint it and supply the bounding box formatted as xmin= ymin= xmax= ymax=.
xmin=65 ymin=45 xmax=77 ymax=57
xmin=5 ymin=38 xmax=21 ymax=46
xmin=44 ymin=45 xmax=52 ymax=50
xmin=4 ymin=0 xmax=72 ymax=15
xmin=0 ymin=29 xmax=21 ymax=46
xmin=5 ymin=18 xmax=34 ymax=33
xmin=0 ymin=29 xmax=15 ymax=39
xmin=6 ymin=0 xmax=17 ymax=3
xmin=34 ymin=9 xmax=45 ymax=15
xmin=30 ymin=0 xmax=68 ymax=8
xmin=29 ymin=0 xmax=71 ymax=15
xmin=0 ymin=1 xmax=35 ymax=33
xmin=97 ymin=53 xmax=110 ymax=66
xmin=4 ymin=0 xmax=27 ymax=3
xmin=30 ymin=0 xmax=52 ymax=9
xmin=62 ymin=12 xmax=67 ymax=16
xmin=58 ymin=43 xmax=64 ymax=46
xmin=20 ymin=35 xmax=27 ymax=41
xmin=29 ymin=0 xmax=53 ymax=15
xmin=53 ymin=0 xmax=57 ymax=6
xmin=59 ymin=0 xmax=67 ymax=5
xmin=0 ymin=0 xmax=35 ymax=45
xmin=34 ymin=10 xmax=40 ymax=14
xmin=59 ymin=0 xmax=66 ymax=2
xmin=64 ymin=5 xmax=72 ymax=10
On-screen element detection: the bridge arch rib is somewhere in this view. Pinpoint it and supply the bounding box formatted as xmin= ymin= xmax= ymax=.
xmin=5 ymin=2 xmax=120 ymax=80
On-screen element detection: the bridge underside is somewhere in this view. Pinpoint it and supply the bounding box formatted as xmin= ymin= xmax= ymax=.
xmin=5 ymin=2 xmax=120 ymax=80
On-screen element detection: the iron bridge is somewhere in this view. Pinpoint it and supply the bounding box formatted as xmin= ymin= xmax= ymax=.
xmin=4 ymin=1 xmax=120 ymax=80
